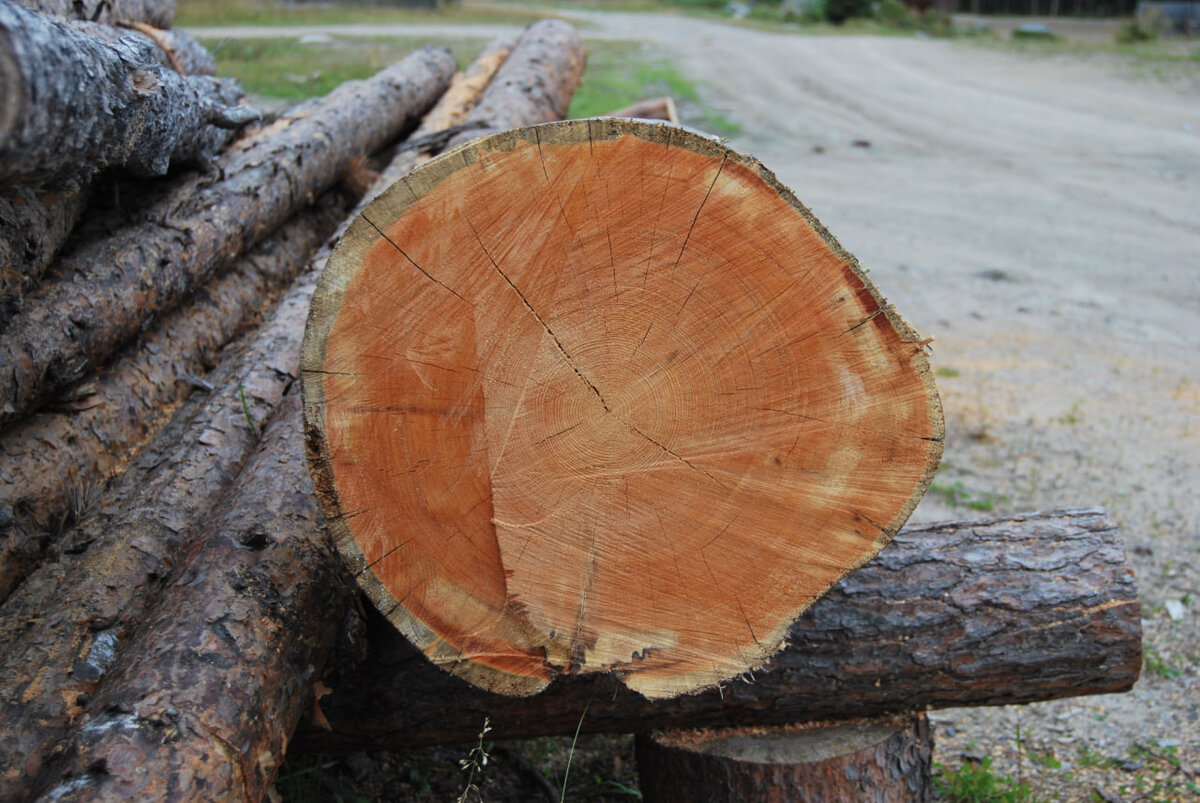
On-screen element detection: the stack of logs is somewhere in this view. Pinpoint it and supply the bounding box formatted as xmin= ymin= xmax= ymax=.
xmin=0 ymin=6 xmax=1141 ymax=801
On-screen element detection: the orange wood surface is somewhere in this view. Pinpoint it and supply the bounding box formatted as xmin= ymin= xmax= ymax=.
xmin=302 ymin=119 xmax=943 ymax=699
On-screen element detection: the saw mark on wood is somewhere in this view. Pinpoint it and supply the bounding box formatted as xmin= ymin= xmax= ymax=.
xmin=533 ymin=128 xmax=577 ymax=238
xmin=464 ymin=215 xmax=610 ymax=413
xmin=360 ymin=212 xmax=468 ymax=305
xmin=735 ymin=596 xmax=762 ymax=649
xmin=627 ymin=423 xmax=724 ymax=488
xmin=643 ymin=127 xmax=676 ymax=288
xmin=672 ymin=153 xmax=727 ymax=274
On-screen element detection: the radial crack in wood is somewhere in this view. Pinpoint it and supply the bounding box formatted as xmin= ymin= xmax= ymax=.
xmin=302 ymin=118 xmax=944 ymax=699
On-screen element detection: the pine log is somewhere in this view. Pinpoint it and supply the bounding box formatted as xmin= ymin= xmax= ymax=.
xmin=604 ymin=96 xmax=680 ymax=124
xmin=30 ymin=389 xmax=358 ymax=803
xmin=13 ymin=0 xmax=175 ymax=28
xmin=0 ymin=184 xmax=90 ymax=316
xmin=302 ymin=117 xmax=944 ymax=699
xmin=0 ymin=263 xmax=337 ymax=799
xmin=23 ymin=40 xmax=578 ymax=800
xmin=103 ymin=23 xmax=217 ymax=76
xmin=413 ymin=35 xmax=514 ymax=136
xmin=0 ymin=46 xmax=457 ymax=425
xmin=294 ymin=508 xmax=1140 ymax=752
xmin=0 ymin=1 xmax=253 ymax=188
xmin=636 ymin=715 xmax=933 ymax=803
xmin=0 ymin=189 xmax=356 ymax=605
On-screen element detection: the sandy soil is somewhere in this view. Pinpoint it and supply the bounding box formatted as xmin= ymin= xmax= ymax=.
xmin=192 ymin=13 xmax=1199 ymax=798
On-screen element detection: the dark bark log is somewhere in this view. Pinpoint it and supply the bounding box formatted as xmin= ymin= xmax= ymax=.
xmin=443 ymin=19 xmax=586 ymax=151
xmin=99 ymin=23 xmax=216 ymax=76
xmin=294 ymin=508 xmax=1140 ymax=752
xmin=0 ymin=263 xmax=333 ymax=800
xmin=0 ymin=184 xmax=90 ymax=317
xmin=0 ymin=189 xmax=356 ymax=605
xmin=12 ymin=0 xmax=175 ymax=28
xmin=636 ymin=715 xmax=933 ymax=803
xmin=32 ymin=389 xmax=358 ymax=803
xmin=0 ymin=1 xmax=252 ymax=187
xmin=0 ymin=46 xmax=457 ymax=425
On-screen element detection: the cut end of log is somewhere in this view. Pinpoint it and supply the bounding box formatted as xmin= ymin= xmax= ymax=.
xmin=302 ymin=118 xmax=944 ymax=699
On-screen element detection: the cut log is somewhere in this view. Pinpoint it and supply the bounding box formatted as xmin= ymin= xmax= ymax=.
xmin=413 ymin=35 xmax=514 ymax=137
xmin=0 ymin=1 xmax=253 ymax=187
xmin=0 ymin=264 xmax=333 ymax=800
xmin=0 ymin=188 xmax=356 ymax=605
xmin=0 ymin=46 xmax=457 ymax=425
xmin=12 ymin=0 xmax=175 ymax=28
xmin=604 ymin=96 xmax=680 ymax=124
xmin=30 ymin=389 xmax=357 ymax=803
xmin=17 ymin=39 xmax=584 ymax=799
xmin=0 ymin=184 xmax=90 ymax=317
xmin=302 ymin=117 xmax=944 ymax=699
xmin=636 ymin=715 xmax=933 ymax=802
xmin=294 ymin=508 xmax=1141 ymax=751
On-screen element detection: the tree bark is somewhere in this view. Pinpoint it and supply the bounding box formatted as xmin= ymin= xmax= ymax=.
xmin=0 ymin=188 xmax=356 ymax=605
xmin=12 ymin=0 xmax=175 ymax=28
xmin=302 ymin=116 xmax=943 ymax=699
xmin=294 ymin=508 xmax=1140 ymax=752
xmin=0 ymin=184 xmax=90 ymax=317
xmin=30 ymin=389 xmax=359 ymax=803
xmin=0 ymin=262 xmax=333 ymax=800
xmin=0 ymin=45 xmax=457 ymax=426
xmin=636 ymin=715 xmax=933 ymax=803
xmin=0 ymin=1 xmax=253 ymax=188
xmin=93 ymin=22 xmax=217 ymax=76
xmin=412 ymin=35 xmax=514 ymax=137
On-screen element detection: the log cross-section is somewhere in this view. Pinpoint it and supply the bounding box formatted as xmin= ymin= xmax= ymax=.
xmin=302 ymin=118 xmax=944 ymax=700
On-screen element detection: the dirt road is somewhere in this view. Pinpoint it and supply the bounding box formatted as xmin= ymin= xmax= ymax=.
xmin=193 ymin=12 xmax=1200 ymax=794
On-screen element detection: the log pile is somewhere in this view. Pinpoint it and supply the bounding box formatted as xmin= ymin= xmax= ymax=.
xmin=0 ymin=11 xmax=1140 ymax=802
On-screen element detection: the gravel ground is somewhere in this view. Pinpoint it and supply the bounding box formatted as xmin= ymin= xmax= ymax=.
xmin=193 ymin=11 xmax=1200 ymax=800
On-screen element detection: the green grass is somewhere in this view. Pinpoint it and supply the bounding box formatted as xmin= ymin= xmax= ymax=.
xmin=201 ymin=36 xmax=489 ymax=100
xmin=930 ymin=480 xmax=1004 ymax=512
xmin=177 ymin=0 xmax=558 ymax=28
xmin=569 ymin=41 xmax=741 ymax=136
xmin=934 ymin=756 xmax=1033 ymax=803
xmin=936 ymin=366 xmax=961 ymax=378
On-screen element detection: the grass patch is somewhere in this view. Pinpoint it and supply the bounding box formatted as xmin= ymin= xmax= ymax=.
xmin=934 ymin=756 xmax=1032 ymax=802
xmin=201 ymin=36 xmax=488 ymax=100
xmin=936 ymin=366 xmax=961 ymax=378
xmin=178 ymin=0 xmax=557 ymax=28
xmin=930 ymin=480 xmax=1003 ymax=512
xmin=569 ymin=41 xmax=740 ymax=136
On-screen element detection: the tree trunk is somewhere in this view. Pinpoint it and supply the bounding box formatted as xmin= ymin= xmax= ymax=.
xmin=0 ymin=188 xmax=356 ymax=605
xmin=0 ymin=264 xmax=329 ymax=800
xmin=636 ymin=715 xmax=933 ymax=803
xmin=30 ymin=389 xmax=358 ymax=803
xmin=12 ymin=0 xmax=175 ymax=28
xmin=294 ymin=508 xmax=1140 ymax=752
xmin=0 ymin=184 xmax=90 ymax=317
xmin=95 ymin=22 xmax=217 ymax=76
xmin=302 ymin=116 xmax=943 ymax=700
xmin=0 ymin=46 xmax=457 ymax=426
xmin=0 ymin=1 xmax=253 ymax=188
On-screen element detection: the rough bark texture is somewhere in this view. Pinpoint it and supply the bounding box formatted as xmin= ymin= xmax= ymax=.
xmin=636 ymin=715 xmax=933 ymax=803
xmin=294 ymin=508 xmax=1140 ymax=751
xmin=444 ymin=19 xmax=586 ymax=150
xmin=0 ymin=189 xmax=355 ymax=605
xmin=12 ymin=0 xmax=175 ymax=28
xmin=0 ymin=1 xmax=253 ymax=187
xmin=32 ymin=389 xmax=358 ymax=803
xmin=0 ymin=265 xmax=331 ymax=800
xmin=94 ymin=22 xmax=217 ymax=76
xmin=0 ymin=183 xmax=90 ymax=316
xmin=413 ymin=36 xmax=514 ymax=137
xmin=0 ymin=46 xmax=456 ymax=425
xmin=302 ymin=116 xmax=943 ymax=699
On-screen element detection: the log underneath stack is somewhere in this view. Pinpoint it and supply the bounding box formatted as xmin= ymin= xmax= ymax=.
xmin=295 ymin=508 xmax=1139 ymax=751
xmin=636 ymin=716 xmax=933 ymax=803
xmin=13 ymin=0 xmax=175 ymax=28
xmin=0 ymin=46 xmax=456 ymax=425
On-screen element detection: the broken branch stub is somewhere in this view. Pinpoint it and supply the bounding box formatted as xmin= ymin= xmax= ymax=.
xmin=301 ymin=118 xmax=944 ymax=700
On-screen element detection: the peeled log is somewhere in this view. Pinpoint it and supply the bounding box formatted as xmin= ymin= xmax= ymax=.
xmin=295 ymin=508 xmax=1140 ymax=751
xmin=0 ymin=189 xmax=355 ymax=604
xmin=302 ymin=117 xmax=944 ymax=699
xmin=636 ymin=716 xmax=933 ymax=803
xmin=0 ymin=46 xmax=457 ymax=425
xmin=12 ymin=0 xmax=175 ymax=28
xmin=0 ymin=1 xmax=252 ymax=188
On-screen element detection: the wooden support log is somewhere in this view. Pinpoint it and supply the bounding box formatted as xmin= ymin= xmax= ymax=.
xmin=0 ymin=45 xmax=457 ymax=425
xmin=0 ymin=188 xmax=356 ymax=605
xmin=302 ymin=117 xmax=943 ymax=699
xmin=604 ymin=96 xmax=680 ymax=124
xmin=293 ymin=508 xmax=1140 ymax=752
xmin=0 ymin=1 xmax=253 ymax=187
xmin=0 ymin=265 xmax=333 ymax=800
xmin=2 ymin=40 xmax=568 ymax=799
xmin=636 ymin=715 xmax=933 ymax=803
xmin=12 ymin=0 xmax=175 ymax=29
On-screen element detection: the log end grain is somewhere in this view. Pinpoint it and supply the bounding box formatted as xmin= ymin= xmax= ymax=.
xmin=302 ymin=118 xmax=944 ymax=700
